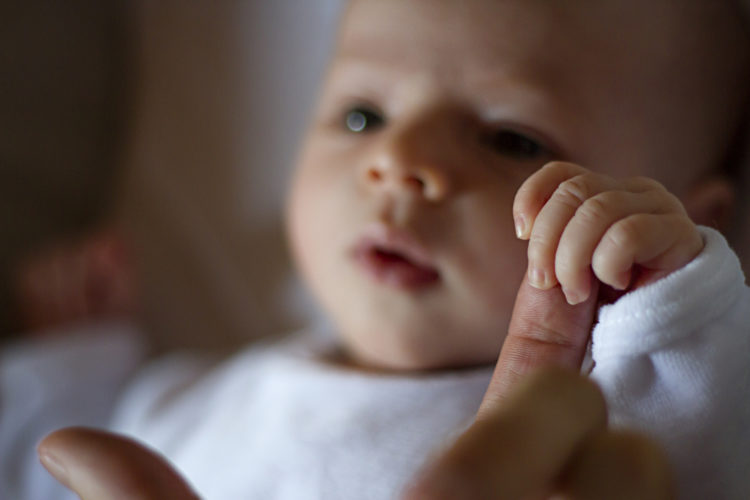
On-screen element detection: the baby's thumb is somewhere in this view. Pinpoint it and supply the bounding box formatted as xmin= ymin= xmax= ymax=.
xmin=478 ymin=278 xmax=598 ymax=419
xmin=38 ymin=427 xmax=199 ymax=500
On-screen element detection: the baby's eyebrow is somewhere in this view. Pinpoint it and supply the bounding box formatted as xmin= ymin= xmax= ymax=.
xmin=325 ymin=58 xmax=407 ymax=94
xmin=330 ymin=54 xmax=411 ymax=77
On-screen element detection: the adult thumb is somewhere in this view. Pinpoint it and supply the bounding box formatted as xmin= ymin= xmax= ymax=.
xmin=478 ymin=278 xmax=598 ymax=418
xmin=38 ymin=427 xmax=199 ymax=500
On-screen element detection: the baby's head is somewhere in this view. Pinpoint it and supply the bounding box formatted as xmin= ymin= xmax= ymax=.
xmin=287 ymin=0 xmax=750 ymax=371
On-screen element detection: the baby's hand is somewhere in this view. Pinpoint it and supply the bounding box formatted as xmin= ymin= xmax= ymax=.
xmin=513 ymin=162 xmax=704 ymax=305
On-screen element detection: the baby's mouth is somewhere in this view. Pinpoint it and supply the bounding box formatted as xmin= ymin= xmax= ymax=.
xmin=352 ymin=227 xmax=441 ymax=291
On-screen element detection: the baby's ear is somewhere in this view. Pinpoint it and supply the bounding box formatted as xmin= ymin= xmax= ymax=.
xmin=682 ymin=176 xmax=736 ymax=231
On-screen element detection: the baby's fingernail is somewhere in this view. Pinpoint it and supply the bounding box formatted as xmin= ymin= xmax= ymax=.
xmin=528 ymin=267 xmax=550 ymax=289
xmin=514 ymin=215 xmax=527 ymax=239
xmin=614 ymin=270 xmax=631 ymax=290
xmin=563 ymin=287 xmax=586 ymax=305
xmin=39 ymin=450 xmax=69 ymax=486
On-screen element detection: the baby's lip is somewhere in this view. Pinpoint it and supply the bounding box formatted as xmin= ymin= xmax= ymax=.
xmin=351 ymin=224 xmax=441 ymax=290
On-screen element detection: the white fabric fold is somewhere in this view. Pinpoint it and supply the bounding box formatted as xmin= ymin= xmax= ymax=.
xmin=591 ymin=227 xmax=750 ymax=500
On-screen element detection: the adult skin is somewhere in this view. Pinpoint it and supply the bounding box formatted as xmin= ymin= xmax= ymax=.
xmin=38 ymin=283 xmax=673 ymax=500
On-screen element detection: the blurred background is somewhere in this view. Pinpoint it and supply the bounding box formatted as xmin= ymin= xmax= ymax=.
xmin=0 ymin=0 xmax=343 ymax=351
xmin=1 ymin=1 xmax=748 ymax=352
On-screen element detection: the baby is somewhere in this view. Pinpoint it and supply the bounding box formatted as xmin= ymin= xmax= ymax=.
xmin=23 ymin=0 xmax=750 ymax=499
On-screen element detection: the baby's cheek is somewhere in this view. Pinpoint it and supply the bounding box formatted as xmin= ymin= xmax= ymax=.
xmin=450 ymin=222 xmax=526 ymax=337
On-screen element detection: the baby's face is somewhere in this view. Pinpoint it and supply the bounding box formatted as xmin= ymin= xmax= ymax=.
xmin=287 ymin=0 xmax=748 ymax=370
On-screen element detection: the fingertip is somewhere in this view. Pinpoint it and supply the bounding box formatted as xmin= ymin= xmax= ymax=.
xmin=37 ymin=428 xmax=91 ymax=491
xmin=514 ymin=214 xmax=529 ymax=240
xmin=37 ymin=427 xmax=200 ymax=500
xmin=604 ymin=269 xmax=631 ymax=291
xmin=38 ymin=448 xmax=70 ymax=488
xmin=562 ymin=287 xmax=588 ymax=306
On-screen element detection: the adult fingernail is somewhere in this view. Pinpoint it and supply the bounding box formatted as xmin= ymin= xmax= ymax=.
xmin=514 ymin=215 xmax=527 ymax=239
xmin=39 ymin=450 xmax=69 ymax=486
xmin=528 ymin=267 xmax=549 ymax=289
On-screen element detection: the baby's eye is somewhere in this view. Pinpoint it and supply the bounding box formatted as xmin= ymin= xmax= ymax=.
xmin=344 ymin=106 xmax=385 ymax=133
xmin=482 ymin=129 xmax=546 ymax=160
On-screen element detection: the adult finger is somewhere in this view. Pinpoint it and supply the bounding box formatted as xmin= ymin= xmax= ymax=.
xmin=403 ymin=368 xmax=607 ymax=500
xmin=38 ymin=427 xmax=199 ymax=500
xmin=477 ymin=278 xmax=598 ymax=418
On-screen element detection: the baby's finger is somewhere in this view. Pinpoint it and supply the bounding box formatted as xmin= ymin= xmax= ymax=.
xmin=559 ymin=430 xmax=674 ymax=500
xmin=554 ymin=189 xmax=680 ymax=304
xmin=403 ymin=368 xmax=607 ymax=500
xmin=513 ymin=161 xmax=587 ymax=240
xmin=592 ymin=213 xmax=703 ymax=290
xmin=38 ymin=427 xmax=199 ymax=500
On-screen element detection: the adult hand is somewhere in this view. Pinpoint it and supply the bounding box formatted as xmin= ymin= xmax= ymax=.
xmin=403 ymin=281 xmax=674 ymax=500
xmin=38 ymin=427 xmax=198 ymax=500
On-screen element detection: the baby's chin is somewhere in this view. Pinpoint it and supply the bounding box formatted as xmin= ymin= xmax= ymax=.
xmin=336 ymin=331 xmax=501 ymax=373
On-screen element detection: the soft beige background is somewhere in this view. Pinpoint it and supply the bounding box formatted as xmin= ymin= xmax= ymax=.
xmin=119 ymin=1 xmax=343 ymax=351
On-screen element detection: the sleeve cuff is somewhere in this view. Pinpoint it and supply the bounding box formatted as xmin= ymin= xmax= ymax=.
xmin=591 ymin=226 xmax=745 ymax=358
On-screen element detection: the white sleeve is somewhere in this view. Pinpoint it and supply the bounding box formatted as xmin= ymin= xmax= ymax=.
xmin=0 ymin=322 xmax=146 ymax=500
xmin=590 ymin=226 xmax=750 ymax=500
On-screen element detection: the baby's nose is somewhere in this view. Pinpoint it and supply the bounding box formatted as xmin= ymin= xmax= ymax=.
xmin=363 ymin=162 xmax=450 ymax=201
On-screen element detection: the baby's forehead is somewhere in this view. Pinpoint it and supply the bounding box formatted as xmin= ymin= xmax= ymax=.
xmin=338 ymin=0 xmax=741 ymax=62
xmin=334 ymin=0 xmax=748 ymax=116
xmin=331 ymin=0 xmax=732 ymax=115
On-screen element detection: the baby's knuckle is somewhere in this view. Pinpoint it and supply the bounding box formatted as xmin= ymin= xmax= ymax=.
xmin=632 ymin=175 xmax=666 ymax=192
xmin=528 ymin=231 xmax=547 ymax=246
xmin=554 ymin=260 xmax=577 ymax=284
xmin=540 ymin=160 xmax=571 ymax=173
xmin=575 ymin=195 xmax=611 ymax=225
xmin=661 ymin=191 xmax=688 ymax=214
xmin=527 ymin=233 xmax=553 ymax=259
xmin=607 ymin=217 xmax=643 ymax=249
xmin=554 ymin=176 xmax=593 ymax=207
